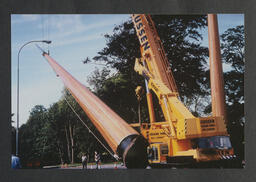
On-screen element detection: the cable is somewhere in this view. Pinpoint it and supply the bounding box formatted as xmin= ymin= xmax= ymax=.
xmin=41 ymin=15 xmax=44 ymax=49
xmin=47 ymin=14 xmax=50 ymax=54
xmin=63 ymin=94 xmax=119 ymax=161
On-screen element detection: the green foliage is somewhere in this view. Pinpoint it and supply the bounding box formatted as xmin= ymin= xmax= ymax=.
xmin=88 ymin=71 xmax=147 ymax=123
xmin=91 ymin=15 xmax=210 ymax=123
xmin=19 ymin=105 xmax=48 ymax=166
xmin=87 ymin=67 xmax=111 ymax=93
xmin=221 ymin=25 xmax=244 ymax=73
xmin=94 ymin=15 xmax=209 ymax=100
xmin=221 ymin=25 xmax=244 ymax=160
xmin=18 ymin=88 xmax=112 ymax=167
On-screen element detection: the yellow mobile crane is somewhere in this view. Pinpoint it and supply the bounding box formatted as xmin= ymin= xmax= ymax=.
xmin=130 ymin=14 xmax=234 ymax=167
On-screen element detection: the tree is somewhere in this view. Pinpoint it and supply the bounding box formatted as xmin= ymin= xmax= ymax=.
xmin=94 ymin=15 xmax=209 ymax=99
xmin=90 ymin=15 xmax=209 ymax=123
xmin=45 ymin=102 xmax=66 ymax=165
xmin=88 ymin=71 xmax=146 ymax=123
xmin=221 ymin=25 xmax=244 ymax=119
xmin=87 ymin=67 xmax=111 ymax=93
xmin=56 ymin=88 xmax=112 ymax=163
xmin=220 ymin=25 xmax=244 ymax=161
xmin=19 ymin=105 xmax=48 ymax=167
xmin=18 ymin=87 xmax=118 ymax=167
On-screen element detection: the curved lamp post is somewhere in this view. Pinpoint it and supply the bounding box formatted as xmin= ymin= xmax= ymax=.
xmin=16 ymin=40 xmax=51 ymax=156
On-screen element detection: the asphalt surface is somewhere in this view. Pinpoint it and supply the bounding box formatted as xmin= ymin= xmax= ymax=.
xmin=44 ymin=163 xmax=153 ymax=169
xmin=60 ymin=163 xmax=127 ymax=169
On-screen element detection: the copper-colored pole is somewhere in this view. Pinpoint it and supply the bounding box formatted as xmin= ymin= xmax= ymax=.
xmin=207 ymin=14 xmax=227 ymax=123
xmin=40 ymin=52 xmax=148 ymax=168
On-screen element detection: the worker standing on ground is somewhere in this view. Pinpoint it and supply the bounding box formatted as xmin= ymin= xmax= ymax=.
xmin=82 ymin=153 xmax=88 ymax=169
xmin=94 ymin=151 xmax=101 ymax=169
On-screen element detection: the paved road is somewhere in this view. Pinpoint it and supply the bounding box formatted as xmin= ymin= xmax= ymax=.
xmin=60 ymin=164 xmax=153 ymax=169
xmin=44 ymin=163 xmax=154 ymax=169
xmin=61 ymin=163 xmax=127 ymax=169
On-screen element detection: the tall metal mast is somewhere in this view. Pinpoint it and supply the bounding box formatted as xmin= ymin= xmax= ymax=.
xmin=207 ymin=14 xmax=227 ymax=123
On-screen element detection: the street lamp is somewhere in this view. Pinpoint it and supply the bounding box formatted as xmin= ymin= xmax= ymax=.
xmin=16 ymin=40 xmax=51 ymax=156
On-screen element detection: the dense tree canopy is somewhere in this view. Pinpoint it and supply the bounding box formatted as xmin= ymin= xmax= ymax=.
xmin=93 ymin=15 xmax=209 ymax=99
xmin=17 ymin=89 xmax=111 ymax=168
xmin=221 ymin=25 xmax=245 ymax=160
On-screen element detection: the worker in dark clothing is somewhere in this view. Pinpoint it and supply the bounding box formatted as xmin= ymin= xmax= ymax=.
xmin=82 ymin=153 xmax=88 ymax=169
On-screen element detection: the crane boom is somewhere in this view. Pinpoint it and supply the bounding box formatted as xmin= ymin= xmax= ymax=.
xmin=132 ymin=14 xmax=178 ymax=93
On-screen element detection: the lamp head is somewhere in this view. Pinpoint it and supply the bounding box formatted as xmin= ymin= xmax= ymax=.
xmin=42 ymin=40 xmax=52 ymax=44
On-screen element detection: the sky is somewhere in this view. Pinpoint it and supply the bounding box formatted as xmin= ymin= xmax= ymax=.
xmin=11 ymin=14 xmax=244 ymax=127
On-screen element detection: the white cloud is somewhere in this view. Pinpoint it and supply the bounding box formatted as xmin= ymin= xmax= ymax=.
xmin=39 ymin=15 xmax=128 ymax=40
xmin=53 ymin=33 xmax=102 ymax=47
xmin=12 ymin=14 xmax=39 ymax=24
xmin=11 ymin=15 xmax=130 ymax=51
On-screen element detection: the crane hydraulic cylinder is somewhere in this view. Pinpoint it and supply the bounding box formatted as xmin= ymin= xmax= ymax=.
xmin=40 ymin=50 xmax=148 ymax=168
